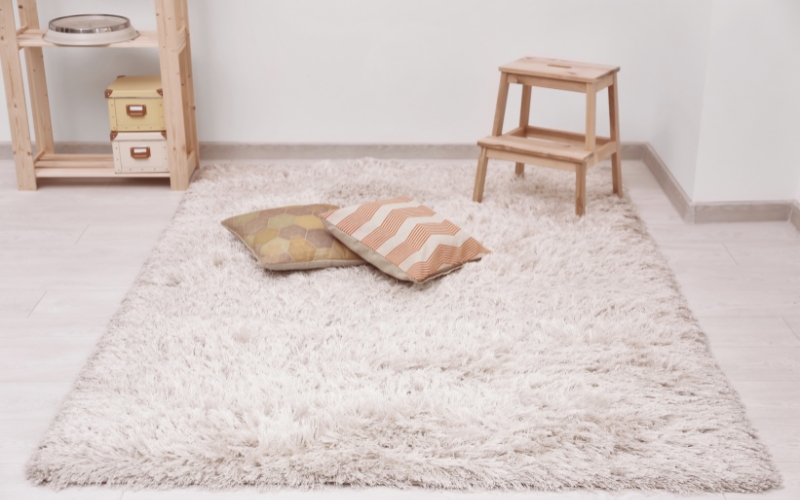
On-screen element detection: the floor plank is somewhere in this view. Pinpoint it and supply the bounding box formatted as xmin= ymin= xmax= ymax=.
xmin=656 ymin=242 xmax=739 ymax=267
xmin=0 ymin=418 xmax=50 ymax=464
xmin=711 ymin=347 xmax=800 ymax=382
xmin=0 ymin=381 xmax=73 ymax=421
xmin=725 ymin=242 xmax=800 ymax=269
xmin=783 ymin=317 xmax=800 ymax=341
xmin=729 ymin=381 xmax=800 ymax=420
xmin=0 ymin=484 xmax=123 ymax=500
xmin=751 ymin=419 xmax=800 ymax=463
xmin=0 ymin=337 xmax=98 ymax=383
xmin=28 ymin=287 xmax=128 ymax=320
xmin=0 ymin=316 xmax=108 ymax=341
xmin=726 ymin=462 xmax=800 ymax=500
xmin=119 ymin=488 xmax=725 ymax=500
xmin=698 ymin=316 xmax=800 ymax=348
xmin=0 ymin=289 xmax=46 ymax=319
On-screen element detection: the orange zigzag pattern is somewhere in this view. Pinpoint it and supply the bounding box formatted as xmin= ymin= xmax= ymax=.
xmin=329 ymin=196 xmax=412 ymax=235
xmin=360 ymin=206 xmax=437 ymax=250
xmin=385 ymin=220 xmax=461 ymax=266
xmin=405 ymin=238 xmax=489 ymax=281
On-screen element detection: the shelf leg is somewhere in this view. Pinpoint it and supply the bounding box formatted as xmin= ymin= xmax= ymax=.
xmin=180 ymin=0 xmax=199 ymax=169
xmin=0 ymin=0 xmax=36 ymax=190
xmin=24 ymin=48 xmax=54 ymax=155
xmin=156 ymin=0 xmax=191 ymax=190
xmin=19 ymin=0 xmax=55 ymax=160
xmin=609 ymin=74 xmax=622 ymax=196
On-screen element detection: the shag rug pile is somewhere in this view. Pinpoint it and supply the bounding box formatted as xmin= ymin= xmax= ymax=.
xmin=28 ymin=160 xmax=781 ymax=493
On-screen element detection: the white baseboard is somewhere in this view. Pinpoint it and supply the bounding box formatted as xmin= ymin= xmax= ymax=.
xmin=638 ymin=143 xmax=695 ymax=222
xmin=0 ymin=141 xmax=648 ymax=161
xmin=693 ymin=201 xmax=793 ymax=224
xmin=199 ymin=143 xmax=483 ymax=160
xmin=2 ymin=141 xmax=797 ymax=230
xmin=791 ymin=201 xmax=800 ymax=232
xmin=638 ymin=143 xmax=797 ymax=227
xmin=0 ymin=142 xmax=488 ymax=161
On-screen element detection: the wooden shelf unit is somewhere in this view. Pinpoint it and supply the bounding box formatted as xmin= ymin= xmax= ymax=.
xmin=0 ymin=0 xmax=199 ymax=190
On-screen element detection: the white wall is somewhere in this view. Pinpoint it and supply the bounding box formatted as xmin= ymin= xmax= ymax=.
xmin=797 ymin=178 xmax=800 ymax=205
xmin=0 ymin=0 xmax=714 ymax=194
xmin=5 ymin=1 xmax=800 ymax=204
xmin=693 ymin=0 xmax=800 ymax=202
xmin=9 ymin=0 xmax=800 ymax=206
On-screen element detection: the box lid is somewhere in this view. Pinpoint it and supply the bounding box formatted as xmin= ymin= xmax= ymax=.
xmin=105 ymin=75 xmax=163 ymax=98
xmin=112 ymin=131 xmax=166 ymax=142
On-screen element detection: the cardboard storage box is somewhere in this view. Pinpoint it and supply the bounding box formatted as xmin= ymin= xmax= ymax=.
xmin=106 ymin=75 xmax=166 ymax=132
xmin=112 ymin=131 xmax=169 ymax=173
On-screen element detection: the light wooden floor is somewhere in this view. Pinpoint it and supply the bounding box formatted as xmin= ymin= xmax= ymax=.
xmin=0 ymin=159 xmax=798 ymax=500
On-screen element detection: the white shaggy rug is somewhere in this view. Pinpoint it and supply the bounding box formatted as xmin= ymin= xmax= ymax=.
xmin=28 ymin=160 xmax=781 ymax=493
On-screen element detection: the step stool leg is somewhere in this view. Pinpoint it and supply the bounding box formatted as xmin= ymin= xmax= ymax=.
xmin=473 ymin=148 xmax=489 ymax=202
xmin=585 ymin=82 xmax=597 ymax=151
xmin=492 ymin=73 xmax=511 ymax=137
xmin=475 ymin=73 xmax=510 ymax=201
xmin=575 ymin=163 xmax=587 ymax=216
xmin=609 ymin=74 xmax=622 ymax=196
xmin=611 ymin=151 xmax=622 ymax=197
xmin=515 ymin=85 xmax=531 ymax=176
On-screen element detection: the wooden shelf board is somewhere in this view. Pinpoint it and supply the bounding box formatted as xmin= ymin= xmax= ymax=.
xmin=480 ymin=127 xmax=617 ymax=165
xmin=35 ymin=153 xmax=114 ymax=169
xmin=525 ymin=126 xmax=611 ymax=147
xmin=480 ymin=135 xmax=593 ymax=163
xmin=34 ymin=155 xmax=168 ymax=178
xmin=17 ymin=30 xmax=159 ymax=49
xmin=35 ymin=166 xmax=169 ymax=179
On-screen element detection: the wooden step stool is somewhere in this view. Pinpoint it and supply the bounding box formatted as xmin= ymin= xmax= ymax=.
xmin=473 ymin=57 xmax=622 ymax=215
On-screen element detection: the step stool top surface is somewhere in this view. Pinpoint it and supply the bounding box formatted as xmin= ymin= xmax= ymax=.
xmin=500 ymin=57 xmax=619 ymax=83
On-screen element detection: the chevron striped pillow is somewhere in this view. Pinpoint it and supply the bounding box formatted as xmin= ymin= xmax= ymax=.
xmin=320 ymin=197 xmax=490 ymax=282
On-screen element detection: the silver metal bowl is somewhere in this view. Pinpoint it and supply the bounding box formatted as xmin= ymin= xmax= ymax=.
xmin=43 ymin=14 xmax=139 ymax=46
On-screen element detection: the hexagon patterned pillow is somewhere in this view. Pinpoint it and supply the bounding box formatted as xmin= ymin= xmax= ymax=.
xmin=222 ymin=204 xmax=365 ymax=271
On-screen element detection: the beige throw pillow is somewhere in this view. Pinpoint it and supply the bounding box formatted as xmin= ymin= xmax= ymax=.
xmin=222 ymin=204 xmax=365 ymax=271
